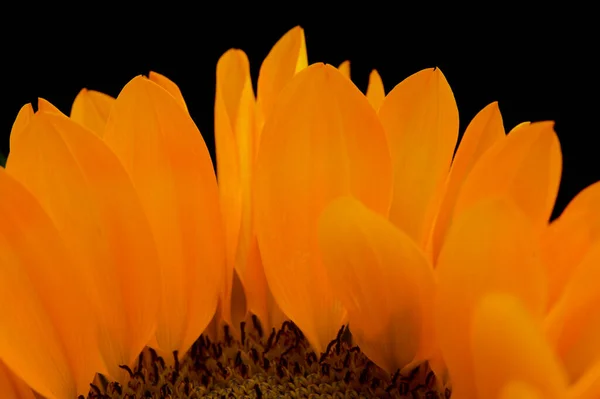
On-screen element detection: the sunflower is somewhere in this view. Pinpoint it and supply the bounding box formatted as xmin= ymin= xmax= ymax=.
xmin=1 ymin=26 xmax=598 ymax=399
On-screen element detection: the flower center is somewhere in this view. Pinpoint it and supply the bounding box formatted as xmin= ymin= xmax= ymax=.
xmin=85 ymin=317 xmax=449 ymax=398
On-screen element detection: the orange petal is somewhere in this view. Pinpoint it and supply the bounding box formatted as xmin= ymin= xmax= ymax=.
xmin=37 ymin=98 xmax=63 ymax=115
xmin=545 ymin=240 xmax=600 ymax=383
xmin=256 ymin=26 xmax=308 ymax=131
xmin=70 ymin=88 xmax=115 ymax=136
xmin=9 ymin=103 xmax=34 ymax=150
xmin=215 ymin=49 xmax=256 ymax=329
xmin=454 ymin=121 xmax=562 ymax=231
xmin=542 ymin=181 xmax=600 ymax=307
xmin=0 ymin=361 xmax=35 ymax=399
xmin=148 ymin=71 xmax=188 ymax=111
xmin=472 ymin=293 xmax=568 ymax=399
xmin=0 ymin=168 xmax=101 ymax=398
xmin=104 ymin=76 xmax=225 ymax=354
xmin=435 ymin=198 xmax=547 ymax=399
xmin=253 ymin=64 xmax=393 ymax=353
xmin=366 ymin=69 xmax=385 ymax=110
xmin=569 ymin=360 xmax=600 ymax=399
xmin=338 ymin=60 xmax=350 ymax=79
xmin=428 ymin=102 xmax=505 ymax=263
xmin=318 ymin=196 xmax=436 ymax=372
xmin=378 ymin=68 xmax=459 ymax=246
xmin=6 ymin=111 xmax=160 ymax=380
xmin=499 ymin=381 xmax=546 ymax=399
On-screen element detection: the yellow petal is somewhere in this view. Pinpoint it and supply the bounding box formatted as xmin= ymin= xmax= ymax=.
xmin=0 ymin=168 xmax=101 ymax=398
xmin=338 ymin=60 xmax=350 ymax=79
xmin=104 ymin=76 xmax=225 ymax=354
xmin=428 ymin=102 xmax=505 ymax=263
xmin=435 ymin=198 xmax=547 ymax=399
xmin=6 ymin=111 xmax=160 ymax=380
xmin=70 ymin=88 xmax=115 ymax=136
xmin=542 ymin=181 xmax=600 ymax=307
xmin=0 ymin=361 xmax=35 ymax=399
xmin=366 ymin=69 xmax=385 ymax=110
xmin=215 ymin=49 xmax=255 ymax=329
xmin=254 ymin=64 xmax=393 ymax=353
xmin=256 ymin=25 xmax=308 ymax=130
xmin=569 ymin=360 xmax=600 ymax=399
xmin=454 ymin=121 xmax=562 ymax=231
xmin=9 ymin=103 xmax=34 ymax=150
xmin=318 ymin=196 xmax=436 ymax=372
xmin=148 ymin=71 xmax=188 ymax=111
xmin=472 ymin=293 xmax=568 ymax=399
xmin=545 ymin=240 xmax=600 ymax=383
xmin=378 ymin=68 xmax=459 ymax=246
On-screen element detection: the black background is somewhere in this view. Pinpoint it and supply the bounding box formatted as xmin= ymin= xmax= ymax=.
xmin=2 ymin=11 xmax=597 ymax=219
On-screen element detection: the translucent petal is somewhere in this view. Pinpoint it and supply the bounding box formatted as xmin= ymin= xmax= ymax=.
xmin=435 ymin=198 xmax=547 ymax=398
xmin=148 ymin=71 xmax=188 ymax=111
xmin=338 ymin=60 xmax=350 ymax=79
xmin=6 ymin=112 xmax=160 ymax=379
xmin=254 ymin=64 xmax=393 ymax=353
xmin=542 ymin=181 xmax=600 ymax=307
xmin=454 ymin=121 xmax=562 ymax=231
xmin=318 ymin=196 xmax=436 ymax=372
xmin=70 ymin=89 xmax=115 ymax=136
xmin=472 ymin=293 xmax=568 ymax=399
xmin=378 ymin=68 xmax=459 ymax=246
xmin=104 ymin=76 xmax=225 ymax=354
xmin=256 ymin=26 xmax=308 ymax=131
xmin=366 ymin=69 xmax=385 ymax=110
xmin=545 ymin=240 xmax=600 ymax=383
xmin=0 ymin=169 xmax=102 ymax=398
xmin=0 ymin=361 xmax=35 ymax=399
xmin=428 ymin=102 xmax=505 ymax=263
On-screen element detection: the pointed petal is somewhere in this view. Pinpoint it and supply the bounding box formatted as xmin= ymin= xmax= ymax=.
xmin=366 ymin=69 xmax=385 ymax=110
xmin=318 ymin=196 xmax=436 ymax=372
xmin=70 ymin=88 xmax=115 ymax=136
xmin=454 ymin=121 xmax=562 ymax=231
xmin=104 ymin=76 xmax=225 ymax=354
xmin=215 ymin=49 xmax=257 ymax=328
xmin=545 ymin=240 xmax=600 ymax=383
xmin=472 ymin=293 xmax=568 ymax=399
xmin=378 ymin=68 xmax=459 ymax=245
xmin=257 ymin=26 xmax=308 ymax=130
xmin=428 ymin=102 xmax=505 ymax=263
xmin=6 ymin=112 xmax=160 ymax=379
xmin=148 ymin=71 xmax=188 ymax=111
xmin=435 ymin=199 xmax=547 ymax=399
xmin=9 ymin=103 xmax=34 ymax=150
xmin=254 ymin=64 xmax=393 ymax=353
xmin=338 ymin=60 xmax=350 ymax=79
xmin=0 ymin=169 xmax=101 ymax=398
xmin=37 ymin=98 xmax=63 ymax=115
xmin=0 ymin=361 xmax=35 ymax=399
xmin=542 ymin=181 xmax=600 ymax=307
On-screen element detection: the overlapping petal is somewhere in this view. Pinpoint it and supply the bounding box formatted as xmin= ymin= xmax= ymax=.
xmin=0 ymin=361 xmax=35 ymax=399
xmin=70 ymin=89 xmax=115 ymax=136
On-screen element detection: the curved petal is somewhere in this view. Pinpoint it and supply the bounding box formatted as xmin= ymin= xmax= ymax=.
xmin=454 ymin=121 xmax=562 ymax=231
xmin=318 ymin=196 xmax=436 ymax=373
xmin=0 ymin=168 xmax=101 ymax=398
xmin=338 ymin=60 xmax=350 ymax=79
xmin=70 ymin=89 xmax=115 ymax=136
xmin=545 ymin=240 xmax=600 ymax=383
xmin=428 ymin=102 xmax=505 ymax=263
xmin=435 ymin=198 xmax=547 ymax=399
xmin=37 ymin=98 xmax=63 ymax=115
xmin=542 ymin=181 xmax=600 ymax=307
xmin=6 ymin=112 xmax=160 ymax=380
xmin=148 ymin=71 xmax=188 ymax=111
xmin=472 ymin=293 xmax=568 ymax=399
xmin=569 ymin=360 xmax=600 ymax=399
xmin=9 ymin=103 xmax=34 ymax=150
xmin=0 ymin=361 xmax=35 ymax=399
xmin=256 ymin=26 xmax=308 ymax=131
xmin=104 ymin=76 xmax=225 ymax=354
xmin=378 ymin=68 xmax=459 ymax=246
xmin=500 ymin=381 xmax=546 ymax=399
xmin=366 ymin=69 xmax=385 ymax=110
xmin=254 ymin=64 xmax=393 ymax=353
